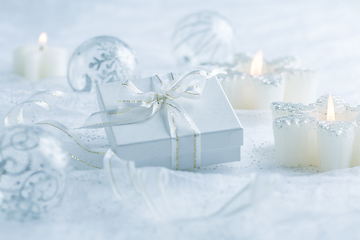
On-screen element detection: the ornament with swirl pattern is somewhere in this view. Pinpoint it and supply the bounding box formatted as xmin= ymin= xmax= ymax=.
xmin=172 ymin=11 xmax=236 ymax=65
xmin=68 ymin=36 xmax=139 ymax=92
xmin=0 ymin=126 xmax=68 ymax=221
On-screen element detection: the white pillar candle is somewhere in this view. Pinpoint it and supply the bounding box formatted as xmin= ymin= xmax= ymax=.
xmin=317 ymin=121 xmax=355 ymax=172
xmin=217 ymin=51 xmax=317 ymax=109
xmin=351 ymin=117 xmax=360 ymax=167
xmin=272 ymin=94 xmax=360 ymax=172
xmin=218 ymin=72 xmax=240 ymax=109
xmin=282 ymin=69 xmax=319 ymax=104
xmin=234 ymin=73 xmax=286 ymax=110
xmin=13 ymin=33 xmax=67 ymax=82
xmin=311 ymin=95 xmax=358 ymax=121
xmin=273 ymin=114 xmax=319 ymax=167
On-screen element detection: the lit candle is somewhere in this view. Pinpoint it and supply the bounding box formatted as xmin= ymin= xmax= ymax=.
xmin=13 ymin=32 xmax=68 ymax=82
xmin=217 ymin=51 xmax=318 ymax=109
xmin=272 ymin=94 xmax=358 ymax=171
xmin=317 ymin=95 xmax=355 ymax=171
xmin=220 ymin=51 xmax=286 ymax=109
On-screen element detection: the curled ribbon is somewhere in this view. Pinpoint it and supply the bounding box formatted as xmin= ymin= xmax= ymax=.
xmin=82 ymin=69 xmax=224 ymax=170
xmin=104 ymin=148 xmax=263 ymax=220
xmin=5 ymin=90 xmax=64 ymax=127
xmin=4 ymin=90 xmax=105 ymax=169
xmin=3 ymin=69 xmax=224 ymax=171
xmin=3 ymin=73 xmax=266 ymax=221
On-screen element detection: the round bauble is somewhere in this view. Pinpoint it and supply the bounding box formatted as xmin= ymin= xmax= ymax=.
xmin=0 ymin=126 xmax=68 ymax=221
xmin=172 ymin=11 xmax=236 ymax=65
xmin=68 ymin=36 xmax=138 ymax=92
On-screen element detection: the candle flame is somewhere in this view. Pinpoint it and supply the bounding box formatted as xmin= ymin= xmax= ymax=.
xmin=250 ymin=50 xmax=263 ymax=76
xmin=38 ymin=32 xmax=47 ymax=45
xmin=327 ymin=94 xmax=335 ymax=121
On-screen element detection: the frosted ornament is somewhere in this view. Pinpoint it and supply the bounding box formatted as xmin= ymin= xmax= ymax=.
xmin=0 ymin=126 xmax=68 ymax=221
xmin=172 ymin=11 xmax=236 ymax=65
xmin=68 ymin=36 xmax=138 ymax=92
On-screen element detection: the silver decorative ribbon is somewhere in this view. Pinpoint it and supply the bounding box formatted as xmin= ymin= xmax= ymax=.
xmin=104 ymin=148 xmax=258 ymax=220
xmin=4 ymin=90 xmax=106 ymax=169
xmin=5 ymin=90 xmax=64 ymax=127
xmin=4 ymin=69 xmax=223 ymax=170
xmin=2 ymin=82 xmax=261 ymax=221
xmin=82 ymin=69 xmax=223 ymax=170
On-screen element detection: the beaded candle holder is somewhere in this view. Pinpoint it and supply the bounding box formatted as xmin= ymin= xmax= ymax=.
xmin=271 ymin=94 xmax=360 ymax=172
xmin=217 ymin=51 xmax=318 ymax=110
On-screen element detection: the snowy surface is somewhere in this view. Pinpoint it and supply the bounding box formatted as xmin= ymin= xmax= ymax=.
xmin=2 ymin=0 xmax=360 ymax=239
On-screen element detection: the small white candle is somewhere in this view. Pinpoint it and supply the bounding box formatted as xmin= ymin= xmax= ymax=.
xmin=13 ymin=32 xmax=67 ymax=82
xmin=273 ymin=114 xmax=318 ymax=167
xmin=235 ymin=72 xmax=285 ymax=110
xmin=219 ymin=51 xmax=286 ymax=109
xmin=282 ymin=69 xmax=318 ymax=104
xmin=317 ymin=121 xmax=354 ymax=172
xmin=272 ymin=94 xmax=359 ymax=171
xmin=217 ymin=51 xmax=318 ymax=109
xmin=351 ymin=117 xmax=360 ymax=167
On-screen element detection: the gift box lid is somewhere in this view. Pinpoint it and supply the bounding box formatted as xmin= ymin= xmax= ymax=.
xmin=96 ymin=71 xmax=243 ymax=169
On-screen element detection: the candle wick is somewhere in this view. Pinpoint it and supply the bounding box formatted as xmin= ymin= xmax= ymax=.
xmin=39 ymin=45 xmax=44 ymax=51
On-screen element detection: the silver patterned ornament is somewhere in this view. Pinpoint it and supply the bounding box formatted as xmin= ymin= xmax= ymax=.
xmin=68 ymin=36 xmax=138 ymax=92
xmin=172 ymin=11 xmax=236 ymax=65
xmin=0 ymin=126 xmax=68 ymax=221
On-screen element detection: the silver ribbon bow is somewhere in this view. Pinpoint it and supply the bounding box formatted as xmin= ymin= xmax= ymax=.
xmin=82 ymin=69 xmax=223 ymax=170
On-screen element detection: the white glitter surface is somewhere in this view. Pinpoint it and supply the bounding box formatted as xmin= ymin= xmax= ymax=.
xmin=2 ymin=0 xmax=360 ymax=239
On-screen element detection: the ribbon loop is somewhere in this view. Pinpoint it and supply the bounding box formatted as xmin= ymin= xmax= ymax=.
xmin=5 ymin=90 xmax=64 ymax=127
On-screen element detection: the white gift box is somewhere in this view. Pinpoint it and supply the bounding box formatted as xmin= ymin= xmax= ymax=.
xmin=95 ymin=71 xmax=243 ymax=170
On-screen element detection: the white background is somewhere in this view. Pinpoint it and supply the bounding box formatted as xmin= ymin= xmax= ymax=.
xmin=1 ymin=0 xmax=360 ymax=239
